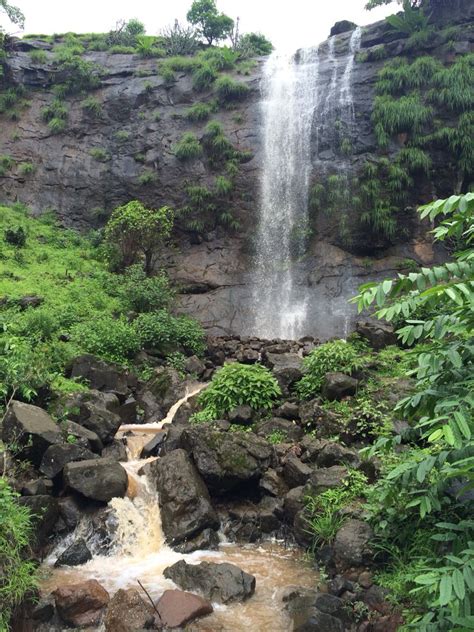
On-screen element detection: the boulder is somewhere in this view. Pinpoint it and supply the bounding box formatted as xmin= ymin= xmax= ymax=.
xmin=55 ymin=539 xmax=92 ymax=567
xmin=316 ymin=442 xmax=360 ymax=468
xmin=321 ymin=372 xmax=357 ymax=401
xmin=181 ymin=427 xmax=273 ymax=493
xmin=283 ymin=455 xmax=313 ymax=488
xmin=265 ymin=352 xmax=303 ymax=394
xmin=65 ymin=391 xmax=122 ymax=445
xmin=156 ymin=590 xmax=213 ymax=628
xmin=293 ymin=509 xmax=313 ymax=547
xmin=140 ymin=432 xmax=166 ymax=458
xmin=306 ymin=466 xmax=348 ymax=494
xmin=64 ymin=420 xmax=103 ymax=453
xmin=330 ymin=20 xmax=357 ymax=36
xmin=299 ymin=400 xmax=340 ymax=437
xmin=101 ymin=439 xmax=128 ymax=461
xmin=150 ymin=449 xmax=218 ymax=545
xmin=174 ymin=528 xmax=219 ymax=554
xmin=58 ymin=496 xmax=84 ymax=532
xmin=40 ymin=443 xmax=98 ymax=478
xmin=356 ymin=318 xmax=397 ymax=350
xmin=164 ymin=560 xmax=256 ymax=604
xmin=227 ymin=404 xmax=253 ymax=425
xmin=259 ymin=468 xmax=289 ymax=497
xmin=255 ymin=417 xmax=304 ymax=442
xmin=21 ymin=478 xmax=53 ymax=496
xmin=275 ymin=401 xmax=300 ymax=420
xmin=139 ymin=367 xmax=187 ymax=421
xmin=283 ymin=486 xmax=305 ymax=523
xmin=104 ymin=588 xmax=156 ymax=632
xmin=19 ymin=495 xmax=59 ymax=548
xmin=53 ymin=579 xmax=109 ymax=627
xmin=184 ymin=355 xmax=206 ymax=376
xmin=63 ymin=458 xmax=128 ymax=502
xmin=2 ymin=401 xmax=62 ymax=465
xmin=67 ymin=354 xmax=135 ymax=400
xmin=257 ymin=495 xmax=284 ymax=533
xmin=334 ymin=519 xmax=374 ymax=567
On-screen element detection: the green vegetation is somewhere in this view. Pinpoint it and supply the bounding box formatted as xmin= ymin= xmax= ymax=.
xmin=0 ymin=477 xmax=38 ymax=631
xmin=297 ymin=339 xmax=368 ymax=399
xmin=352 ymin=193 xmax=474 ymax=630
xmin=18 ymin=162 xmax=35 ymax=175
xmin=186 ymin=0 xmax=234 ymax=46
xmin=29 ymin=49 xmax=47 ymax=64
xmin=104 ymin=200 xmax=174 ymax=275
xmin=41 ymin=99 xmax=68 ymax=134
xmin=193 ymin=363 xmax=281 ymax=422
xmin=185 ymin=102 xmax=213 ymax=121
xmin=89 ymin=147 xmax=110 ymax=162
xmin=173 ymin=132 xmax=203 ymax=161
xmin=214 ymin=75 xmax=250 ymax=103
xmin=81 ymin=96 xmax=102 ymax=116
xmin=192 ymin=63 xmax=217 ymax=90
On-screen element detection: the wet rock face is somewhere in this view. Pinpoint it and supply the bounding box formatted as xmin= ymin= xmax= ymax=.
xmin=150 ymin=448 xmax=219 ymax=545
xmin=156 ymin=589 xmax=213 ymax=628
xmin=54 ymin=538 xmax=92 ymax=567
xmin=104 ymin=588 xmax=156 ymax=632
xmin=53 ymin=579 xmax=109 ymax=627
xmin=164 ymin=560 xmax=256 ymax=604
xmin=181 ymin=427 xmax=273 ymax=493
xmin=63 ymin=458 xmax=128 ymax=502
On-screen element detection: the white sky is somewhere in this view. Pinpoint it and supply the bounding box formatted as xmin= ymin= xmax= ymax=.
xmin=2 ymin=0 xmax=394 ymax=51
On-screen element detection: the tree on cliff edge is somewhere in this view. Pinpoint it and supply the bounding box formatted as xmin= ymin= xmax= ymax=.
xmin=186 ymin=0 xmax=234 ymax=46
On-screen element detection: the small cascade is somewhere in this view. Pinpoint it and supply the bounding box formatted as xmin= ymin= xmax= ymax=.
xmin=339 ymin=26 xmax=362 ymax=118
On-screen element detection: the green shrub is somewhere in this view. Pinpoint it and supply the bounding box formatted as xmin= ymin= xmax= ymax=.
xmin=136 ymin=35 xmax=165 ymax=58
xmin=81 ymin=96 xmax=102 ymax=116
xmin=192 ymin=63 xmax=217 ymax=91
xmin=29 ymin=49 xmax=47 ymax=64
xmin=54 ymin=57 xmax=101 ymax=95
xmin=109 ymin=45 xmax=136 ymax=54
xmin=4 ymin=225 xmax=26 ymax=247
xmin=18 ymin=162 xmax=36 ymax=176
xmin=120 ymin=264 xmax=173 ymax=313
xmin=198 ymin=46 xmax=237 ymax=70
xmin=214 ymin=75 xmax=250 ymax=103
xmin=297 ymin=339 xmax=367 ymax=400
xmin=71 ymin=316 xmax=140 ymax=364
xmin=114 ymin=130 xmax=130 ymax=142
xmin=173 ymin=132 xmax=202 ymax=161
xmin=47 ymin=117 xmax=67 ymax=134
xmin=237 ymin=32 xmax=273 ymax=57
xmin=372 ymin=94 xmax=432 ymax=148
xmin=138 ymin=170 xmax=155 ymax=185
xmin=196 ymin=362 xmax=281 ymax=419
xmin=133 ymin=310 xmax=205 ymax=355
xmin=159 ymin=66 xmax=176 ymax=84
xmin=90 ymin=147 xmax=110 ymax=162
xmin=0 ymin=479 xmax=38 ymax=631
xmin=185 ymin=102 xmax=212 ymax=122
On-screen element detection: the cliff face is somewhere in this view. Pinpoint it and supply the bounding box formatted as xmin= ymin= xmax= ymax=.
xmin=1 ymin=7 xmax=472 ymax=338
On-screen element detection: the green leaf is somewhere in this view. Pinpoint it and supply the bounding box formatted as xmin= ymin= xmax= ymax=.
xmin=453 ymin=569 xmax=466 ymax=601
xmin=439 ymin=573 xmax=453 ymax=606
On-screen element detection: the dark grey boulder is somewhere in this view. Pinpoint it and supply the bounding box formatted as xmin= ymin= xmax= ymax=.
xmin=330 ymin=20 xmax=357 ymax=36
xmin=265 ymin=352 xmax=303 ymax=394
xmin=21 ymin=478 xmax=53 ymax=496
xmin=259 ymin=468 xmax=289 ymax=497
xmin=306 ymin=466 xmax=348 ymax=494
xmin=283 ymin=486 xmax=305 ymax=523
xmin=55 ymin=539 xmax=92 ymax=567
xmin=149 ymin=449 xmax=219 ymax=545
xmin=181 ymin=427 xmax=273 ymax=493
xmin=255 ymin=417 xmax=304 ymax=442
xmin=184 ymin=355 xmax=206 ymax=376
xmin=321 ymin=372 xmax=357 ymax=401
xmin=299 ymin=400 xmax=340 ymax=438
xmin=101 ymin=439 xmax=128 ymax=461
xmin=164 ymin=560 xmax=255 ymax=604
xmin=174 ymin=528 xmax=219 ymax=554
xmin=283 ymin=455 xmax=313 ymax=488
xmin=19 ymin=495 xmax=59 ymax=548
xmin=64 ymin=420 xmax=103 ymax=453
xmin=334 ymin=519 xmax=374 ymax=567
xmin=275 ymin=401 xmax=300 ymax=420
xmin=64 ymin=391 xmax=122 ymax=445
xmin=227 ymin=404 xmax=253 ymax=425
xmin=316 ymin=442 xmax=360 ymax=468
xmin=40 ymin=444 xmax=98 ymax=478
xmin=63 ymin=458 xmax=128 ymax=502
xmin=67 ymin=354 xmax=135 ymax=400
xmin=356 ymin=318 xmax=397 ymax=350
xmin=139 ymin=432 xmax=167 ymax=458
xmin=58 ymin=496 xmax=84 ymax=531
xmin=2 ymin=401 xmax=62 ymax=465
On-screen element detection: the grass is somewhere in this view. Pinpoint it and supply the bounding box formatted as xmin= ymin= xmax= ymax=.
xmin=185 ymin=102 xmax=213 ymax=122
xmin=214 ymin=75 xmax=250 ymax=103
xmin=89 ymin=148 xmax=110 ymax=162
xmin=29 ymin=49 xmax=47 ymax=64
xmin=81 ymin=96 xmax=102 ymax=116
xmin=173 ymin=132 xmax=202 ymax=161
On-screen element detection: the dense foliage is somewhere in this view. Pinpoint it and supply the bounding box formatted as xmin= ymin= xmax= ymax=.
xmin=186 ymin=0 xmax=234 ymax=46
xmin=353 ymin=193 xmax=474 ymax=631
xmin=194 ymin=362 xmax=281 ymax=422
xmin=0 ymin=477 xmax=37 ymax=630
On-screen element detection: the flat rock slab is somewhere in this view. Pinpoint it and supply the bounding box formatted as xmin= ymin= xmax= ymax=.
xmin=156 ymin=589 xmax=213 ymax=628
xmin=164 ymin=560 xmax=256 ymax=604
xmin=53 ymin=579 xmax=109 ymax=627
xmin=63 ymin=458 xmax=128 ymax=502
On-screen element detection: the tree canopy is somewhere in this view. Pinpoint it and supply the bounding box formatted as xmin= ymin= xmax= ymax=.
xmin=186 ymin=0 xmax=234 ymax=46
xmin=0 ymin=0 xmax=24 ymax=28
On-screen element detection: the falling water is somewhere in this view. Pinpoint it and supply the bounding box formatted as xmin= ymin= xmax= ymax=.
xmin=251 ymin=47 xmax=320 ymax=340
xmin=339 ymin=27 xmax=362 ymax=117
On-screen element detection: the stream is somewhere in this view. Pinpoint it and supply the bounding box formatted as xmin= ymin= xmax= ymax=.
xmin=40 ymin=387 xmax=318 ymax=631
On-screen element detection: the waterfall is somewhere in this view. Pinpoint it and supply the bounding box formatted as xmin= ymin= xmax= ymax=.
xmin=251 ymin=48 xmax=320 ymax=340
xmin=251 ymin=29 xmax=362 ymax=341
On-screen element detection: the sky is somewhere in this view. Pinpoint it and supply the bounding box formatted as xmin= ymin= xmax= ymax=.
xmin=1 ymin=0 xmax=395 ymax=51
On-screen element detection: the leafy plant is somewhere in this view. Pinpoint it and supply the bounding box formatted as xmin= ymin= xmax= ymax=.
xmin=186 ymin=102 xmax=213 ymax=122
xmin=29 ymin=49 xmax=47 ymax=64
xmin=81 ymin=96 xmax=102 ymax=116
xmin=297 ymin=339 xmax=367 ymax=400
xmin=173 ymin=132 xmax=202 ymax=161
xmin=214 ymin=75 xmax=250 ymax=103
xmin=71 ymin=316 xmax=140 ymax=364
xmin=196 ymin=362 xmax=281 ymax=419
xmin=120 ymin=264 xmax=173 ymax=313
xmin=133 ymin=310 xmax=205 ymax=355
xmin=385 ymin=0 xmax=429 ymax=36
xmin=352 ymin=193 xmax=474 ymax=630
xmin=89 ymin=147 xmax=110 ymax=162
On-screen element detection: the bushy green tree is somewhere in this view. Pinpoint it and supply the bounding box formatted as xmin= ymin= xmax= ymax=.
xmin=186 ymin=0 xmax=234 ymax=46
xmin=353 ymin=192 xmax=474 ymax=630
xmin=104 ymin=201 xmax=174 ymax=275
xmin=237 ymin=32 xmax=273 ymax=56
xmin=0 ymin=0 xmax=25 ymax=28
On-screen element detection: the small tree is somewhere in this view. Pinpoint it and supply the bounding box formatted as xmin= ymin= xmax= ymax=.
xmin=0 ymin=0 xmax=25 ymax=28
xmin=186 ymin=0 xmax=234 ymax=46
xmin=105 ymin=200 xmax=174 ymax=275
